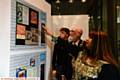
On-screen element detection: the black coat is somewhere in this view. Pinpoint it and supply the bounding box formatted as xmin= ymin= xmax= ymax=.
xmin=97 ymin=64 xmax=120 ymax=80
xmin=68 ymin=39 xmax=85 ymax=60
xmin=52 ymin=37 xmax=69 ymax=69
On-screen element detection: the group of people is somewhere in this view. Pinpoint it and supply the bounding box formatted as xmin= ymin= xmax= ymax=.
xmin=43 ymin=26 xmax=120 ymax=80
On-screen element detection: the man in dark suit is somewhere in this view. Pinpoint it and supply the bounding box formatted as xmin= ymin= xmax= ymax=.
xmin=67 ymin=26 xmax=86 ymax=80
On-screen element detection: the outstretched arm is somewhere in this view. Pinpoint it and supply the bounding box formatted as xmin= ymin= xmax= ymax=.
xmin=42 ymin=26 xmax=53 ymax=36
xmin=42 ymin=26 xmax=58 ymax=43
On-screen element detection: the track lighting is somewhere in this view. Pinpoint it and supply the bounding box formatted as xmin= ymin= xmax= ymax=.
xmin=82 ymin=0 xmax=86 ymax=3
xmin=56 ymin=0 xmax=60 ymax=3
xmin=69 ymin=0 xmax=73 ymax=3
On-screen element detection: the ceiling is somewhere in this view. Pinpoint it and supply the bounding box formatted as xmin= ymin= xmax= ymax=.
xmin=45 ymin=0 xmax=101 ymax=15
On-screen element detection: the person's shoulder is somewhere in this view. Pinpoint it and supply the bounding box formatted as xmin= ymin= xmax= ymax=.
xmin=101 ymin=63 xmax=120 ymax=76
xmin=99 ymin=63 xmax=120 ymax=80
xmin=101 ymin=63 xmax=118 ymax=72
xmin=102 ymin=64 xmax=117 ymax=69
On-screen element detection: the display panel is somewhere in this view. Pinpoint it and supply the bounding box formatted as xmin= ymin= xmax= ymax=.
xmin=39 ymin=11 xmax=47 ymax=45
xmin=16 ymin=2 xmax=39 ymax=45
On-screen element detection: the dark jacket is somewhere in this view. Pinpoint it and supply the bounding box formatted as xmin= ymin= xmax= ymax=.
xmin=97 ymin=64 xmax=120 ymax=80
xmin=68 ymin=39 xmax=85 ymax=60
xmin=52 ymin=37 xmax=69 ymax=69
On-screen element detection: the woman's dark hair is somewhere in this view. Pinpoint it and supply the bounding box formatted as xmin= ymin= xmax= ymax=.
xmin=60 ymin=27 xmax=70 ymax=36
xmin=88 ymin=31 xmax=117 ymax=66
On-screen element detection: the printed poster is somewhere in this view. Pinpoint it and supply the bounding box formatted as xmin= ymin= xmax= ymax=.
xmin=39 ymin=11 xmax=47 ymax=45
xmin=16 ymin=67 xmax=27 ymax=77
xmin=16 ymin=2 xmax=29 ymax=25
xmin=16 ymin=24 xmax=26 ymax=39
xmin=27 ymin=67 xmax=37 ymax=77
xmin=30 ymin=10 xmax=38 ymax=25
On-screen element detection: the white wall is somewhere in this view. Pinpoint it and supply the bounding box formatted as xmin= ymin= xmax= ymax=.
xmin=52 ymin=15 xmax=89 ymax=40
xmin=0 ymin=0 xmax=11 ymax=77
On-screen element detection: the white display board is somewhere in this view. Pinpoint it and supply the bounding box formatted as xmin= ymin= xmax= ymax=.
xmin=0 ymin=1 xmax=51 ymax=80
xmin=52 ymin=15 xmax=89 ymax=40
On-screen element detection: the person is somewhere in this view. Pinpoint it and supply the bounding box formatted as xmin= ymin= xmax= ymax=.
xmin=72 ymin=31 xmax=120 ymax=80
xmin=68 ymin=26 xmax=85 ymax=59
xmin=43 ymin=27 xmax=70 ymax=80
xmin=67 ymin=26 xmax=86 ymax=80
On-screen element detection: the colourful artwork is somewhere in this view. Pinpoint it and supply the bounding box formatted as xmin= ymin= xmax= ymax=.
xmin=16 ymin=24 xmax=26 ymax=39
xmin=16 ymin=67 xmax=27 ymax=77
xmin=31 ymin=28 xmax=39 ymax=44
xmin=30 ymin=58 xmax=35 ymax=67
xmin=25 ymin=30 xmax=32 ymax=44
xmin=16 ymin=2 xmax=29 ymax=25
xmin=40 ymin=52 xmax=46 ymax=62
xmin=27 ymin=67 xmax=37 ymax=77
xmin=30 ymin=10 xmax=38 ymax=24
xmin=16 ymin=2 xmax=39 ymax=45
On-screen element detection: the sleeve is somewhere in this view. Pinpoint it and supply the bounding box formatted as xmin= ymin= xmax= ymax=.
xmin=98 ymin=64 xmax=120 ymax=80
xmin=51 ymin=35 xmax=58 ymax=43
xmin=52 ymin=51 xmax=57 ymax=70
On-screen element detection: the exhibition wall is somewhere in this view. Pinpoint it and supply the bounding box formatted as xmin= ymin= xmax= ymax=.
xmin=52 ymin=15 xmax=89 ymax=40
xmin=0 ymin=0 xmax=52 ymax=80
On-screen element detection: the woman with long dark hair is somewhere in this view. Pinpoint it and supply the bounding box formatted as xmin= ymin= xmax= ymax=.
xmin=72 ymin=31 xmax=120 ymax=80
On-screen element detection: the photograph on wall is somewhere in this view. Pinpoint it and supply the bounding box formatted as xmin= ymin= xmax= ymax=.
xmin=25 ymin=28 xmax=39 ymax=45
xmin=16 ymin=24 xmax=26 ymax=39
xmin=16 ymin=67 xmax=27 ymax=77
xmin=31 ymin=28 xmax=39 ymax=45
xmin=39 ymin=11 xmax=47 ymax=45
xmin=30 ymin=9 xmax=38 ymax=25
xmin=40 ymin=52 xmax=46 ymax=62
xmin=25 ymin=30 xmax=32 ymax=44
xmin=16 ymin=2 xmax=39 ymax=45
xmin=41 ymin=23 xmax=46 ymax=44
xmin=30 ymin=58 xmax=35 ymax=67
xmin=16 ymin=2 xmax=29 ymax=25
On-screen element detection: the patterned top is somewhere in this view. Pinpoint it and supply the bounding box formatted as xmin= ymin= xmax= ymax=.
xmin=72 ymin=51 xmax=106 ymax=80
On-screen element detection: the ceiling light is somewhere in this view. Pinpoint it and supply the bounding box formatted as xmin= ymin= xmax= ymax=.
xmin=69 ymin=0 xmax=73 ymax=3
xmin=56 ymin=0 xmax=60 ymax=3
xmin=82 ymin=0 xmax=86 ymax=3
xmin=117 ymin=5 xmax=120 ymax=9
xmin=58 ymin=13 xmax=61 ymax=18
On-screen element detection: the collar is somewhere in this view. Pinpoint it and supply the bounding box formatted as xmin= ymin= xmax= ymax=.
xmin=72 ymin=40 xmax=80 ymax=46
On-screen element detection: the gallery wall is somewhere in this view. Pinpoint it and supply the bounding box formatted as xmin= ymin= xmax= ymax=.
xmin=0 ymin=0 xmax=52 ymax=80
xmin=52 ymin=15 xmax=89 ymax=40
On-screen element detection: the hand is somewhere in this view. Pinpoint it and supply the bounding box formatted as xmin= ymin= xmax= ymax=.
xmin=42 ymin=26 xmax=53 ymax=36
xmin=52 ymin=70 xmax=57 ymax=74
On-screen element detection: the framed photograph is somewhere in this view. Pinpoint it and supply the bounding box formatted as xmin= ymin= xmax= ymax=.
xmin=30 ymin=9 xmax=38 ymax=25
xmin=16 ymin=2 xmax=39 ymax=45
xmin=31 ymin=28 xmax=39 ymax=45
xmin=16 ymin=24 xmax=26 ymax=39
xmin=25 ymin=30 xmax=32 ymax=44
xmin=16 ymin=2 xmax=29 ymax=25
xmin=30 ymin=58 xmax=35 ymax=67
